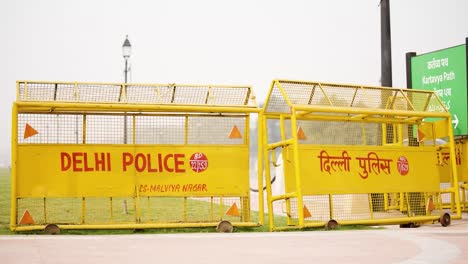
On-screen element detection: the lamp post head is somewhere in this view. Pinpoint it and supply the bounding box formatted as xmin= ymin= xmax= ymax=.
xmin=122 ymin=35 xmax=132 ymax=59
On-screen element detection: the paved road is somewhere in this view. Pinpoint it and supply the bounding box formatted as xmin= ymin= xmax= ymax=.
xmin=1 ymin=219 xmax=467 ymax=264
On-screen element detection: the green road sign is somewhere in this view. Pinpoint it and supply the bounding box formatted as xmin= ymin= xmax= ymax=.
xmin=411 ymin=44 xmax=468 ymax=136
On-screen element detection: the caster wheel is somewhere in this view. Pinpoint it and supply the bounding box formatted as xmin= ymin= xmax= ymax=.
xmin=44 ymin=224 xmax=60 ymax=235
xmin=439 ymin=213 xmax=451 ymax=227
xmin=326 ymin=219 xmax=339 ymax=230
xmin=216 ymin=220 xmax=233 ymax=233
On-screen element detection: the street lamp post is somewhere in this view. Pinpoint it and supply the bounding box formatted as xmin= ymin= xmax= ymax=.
xmin=122 ymin=35 xmax=131 ymax=144
xmin=122 ymin=35 xmax=131 ymax=215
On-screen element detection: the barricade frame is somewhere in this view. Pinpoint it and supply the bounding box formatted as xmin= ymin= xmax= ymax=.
xmin=261 ymin=79 xmax=462 ymax=231
xmin=11 ymin=80 xmax=263 ymax=232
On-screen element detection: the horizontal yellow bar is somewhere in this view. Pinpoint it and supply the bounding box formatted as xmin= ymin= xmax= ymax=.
xmin=271 ymin=192 xmax=297 ymax=202
xmin=274 ymin=215 xmax=446 ymax=230
xmin=275 ymin=79 xmax=436 ymax=95
xmin=272 ymin=225 xmax=303 ymax=231
xmin=267 ymin=139 xmax=295 ymax=150
xmin=17 ymin=80 xmax=253 ymax=89
xmin=15 ymin=102 xmax=260 ymax=113
xmin=302 ymin=222 xmax=327 ymax=228
xmin=452 ymin=215 xmax=462 ymax=220
xmin=350 ymin=114 xmax=369 ymax=120
xmin=19 ymin=112 xmax=249 ymax=118
xmin=295 ymin=114 xmax=424 ymax=125
xmin=440 ymin=188 xmax=456 ymax=193
xmin=294 ymin=105 xmax=450 ymax=119
xmin=12 ymin=222 xmax=260 ymax=231
xmin=336 ymin=216 xmax=441 ymax=226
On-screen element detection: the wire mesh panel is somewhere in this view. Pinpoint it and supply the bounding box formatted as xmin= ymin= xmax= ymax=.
xmin=18 ymin=82 xmax=56 ymax=101
xmin=18 ymin=114 xmax=83 ymax=144
xmin=135 ymin=115 xmax=185 ymax=144
xmin=265 ymin=82 xmax=291 ymax=114
xmin=86 ymin=115 xmax=125 ymax=144
xmin=264 ymin=80 xmax=447 ymax=115
xmin=188 ymin=116 xmax=246 ymax=145
xmin=19 ymin=82 xmax=123 ymax=102
xmin=263 ymin=79 xmax=461 ymax=231
xmin=12 ymin=80 xmax=260 ymax=232
xmin=126 ymin=85 xmax=174 ymax=104
xmin=269 ymin=192 xmax=444 ymax=229
xmin=293 ymin=120 xmax=381 ymax=146
xmin=18 ymin=81 xmax=257 ymax=107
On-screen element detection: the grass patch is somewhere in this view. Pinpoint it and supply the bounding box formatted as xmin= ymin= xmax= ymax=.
xmin=0 ymin=168 xmax=11 ymax=234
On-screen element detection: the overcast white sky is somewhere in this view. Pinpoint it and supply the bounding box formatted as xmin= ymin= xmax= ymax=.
xmin=1 ymin=0 xmax=467 ymax=165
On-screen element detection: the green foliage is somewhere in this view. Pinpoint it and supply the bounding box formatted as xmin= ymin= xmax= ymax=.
xmin=0 ymin=168 xmax=12 ymax=234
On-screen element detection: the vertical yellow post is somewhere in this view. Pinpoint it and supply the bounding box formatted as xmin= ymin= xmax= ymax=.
xmin=245 ymin=114 xmax=250 ymax=146
xmin=132 ymin=115 xmax=136 ymax=144
xmin=450 ymin=180 xmax=455 ymax=212
xmin=437 ymin=193 xmax=443 ymax=211
xmin=382 ymin=123 xmax=387 ymax=145
xmin=147 ymin=197 xmax=150 ymax=223
xmin=110 ymin=197 xmax=114 ymax=223
xmin=398 ymin=124 xmax=403 ymax=144
xmin=461 ymin=186 xmax=467 ymax=211
xmin=241 ymin=197 xmax=250 ymax=222
xmin=405 ymin=193 xmax=412 ymax=217
xmin=329 ymin=194 xmax=334 ymax=220
xmin=81 ymin=197 xmax=86 ymax=224
xmin=219 ymin=196 xmax=224 ymax=220
xmin=135 ymin=190 xmax=141 ymax=223
xmin=184 ymin=115 xmax=189 ymax=145
xmin=290 ymin=108 xmax=305 ymax=228
xmin=423 ymin=193 xmax=429 ymax=216
xmin=10 ymin=103 xmax=18 ymax=230
xmin=446 ymin=117 xmax=462 ymax=218
xmin=262 ymin=116 xmax=275 ymax=231
xmin=257 ymin=112 xmax=264 ymax=225
xmin=82 ymin=114 xmax=87 ymax=143
xmin=16 ymin=81 xmax=21 ymax=100
xmin=368 ymin=194 xmax=374 ymax=219
xmin=24 ymin=81 xmax=29 ymax=99
xmin=74 ymin=82 xmax=79 ymax=101
xmin=361 ymin=123 xmax=367 ymax=145
xmin=243 ymin=115 xmax=251 ymax=222
xmin=285 ymin=198 xmax=292 ymax=224
xmin=399 ymin=192 xmax=405 ymax=211
xmin=133 ymin=197 xmax=138 ymax=223
xmin=133 ymin=115 xmax=141 ymax=223
xmin=210 ymin=197 xmax=214 ymax=221
xmin=279 ymin=115 xmax=291 ymax=226
xmin=384 ymin=193 xmax=389 ymax=211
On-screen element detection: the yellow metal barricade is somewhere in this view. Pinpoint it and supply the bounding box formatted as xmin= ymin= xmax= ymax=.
xmin=438 ymin=137 xmax=468 ymax=211
xmin=459 ymin=138 xmax=468 ymax=210
xmin=261 ymin=79 xmax=462 ymax=231
xmin=11 ymin=81 xmax=263 ymax=232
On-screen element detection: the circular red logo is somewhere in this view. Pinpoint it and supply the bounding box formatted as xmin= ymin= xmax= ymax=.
xmin=397 ymin=156 xmax=409 ymax=176
xmin=190 ymin=152 xmax=208 ymax=173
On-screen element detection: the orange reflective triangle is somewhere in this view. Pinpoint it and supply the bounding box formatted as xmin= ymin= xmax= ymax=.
xmin=426 ymin=198 xmax=436 ymax=212
xmin=417 ymin=129 xmax=425 ymax=142
xmin=297 ymin=126 xmax=307 ymax=140
xmin=24 ymin=123 xmax=39 ymax=139
xmin=226 ymin=203 xmax=240 ymax=217
xmin=228 ymin=125 xmax=242 ymax=139
xmin=303 ymin=205 xmax=312 ymax=218
xmin=19 ymin=210 xmax=35 ymax=225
